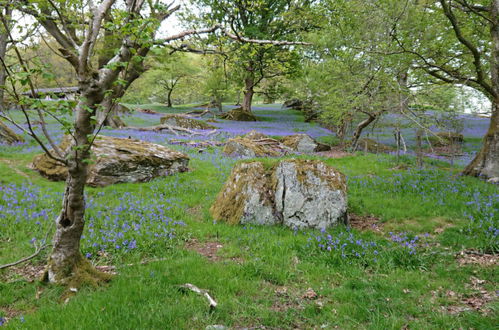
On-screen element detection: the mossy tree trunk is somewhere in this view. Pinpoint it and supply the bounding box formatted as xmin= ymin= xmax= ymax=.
xmin=242 ymin=76 xmax=255 ymax=113
xmin=463 ymin=99 xmax=499 ymax=179
xmin=462 ymin=1 xmax=499 ymax=180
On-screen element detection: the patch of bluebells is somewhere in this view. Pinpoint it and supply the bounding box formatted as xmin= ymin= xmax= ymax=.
xmin=349 ymin=169 xmax=498 ymax=250
xmin=81 ymin=184 xmax=188 ymax=259
xmin=306 ymin=228 xmax=430 ymax=268
xmin=463 ymin=193 xmax=499 ymax=251
xmin=0 ymin=183 xmax=58 ymax=248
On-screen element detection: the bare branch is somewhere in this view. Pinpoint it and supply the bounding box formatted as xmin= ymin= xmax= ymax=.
xmin=0 ymin=243 xmax=49 ymax=270
xmin=439 ymin=0 xmax=495 ymax=97
xmin=223 ymin=30 xmax=312 ymax=46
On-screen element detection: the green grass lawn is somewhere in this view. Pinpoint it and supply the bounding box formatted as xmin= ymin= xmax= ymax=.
xmin=0 ymin=107 xmax=497 ymax=329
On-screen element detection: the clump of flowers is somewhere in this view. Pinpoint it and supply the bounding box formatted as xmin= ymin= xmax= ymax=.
xmin=82 ymin=187 xmax=188 ymax=260
xmin=305 ymin=228 xmax=430 ymax=269
xmin=464 ymin=193 xmax=499 ymax=252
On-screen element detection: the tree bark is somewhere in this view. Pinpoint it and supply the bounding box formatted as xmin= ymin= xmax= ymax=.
xmin=46 ymin=90 xmax=107 ymax=283
xmin=463 ymin=99 xmax=499 ymax=179
xmin=97 ymin=96 xmax=127 ymax=128
xmin=463 ymin=1 xmax=499 ymax=180
xmin=242 ymin=76 xmax=254 ymax=112
xmin=351 ymin=113 xmax=376 ymax=151
xmin=166 ymin=88 xmax=173 ymax=107
xmin=0 ymin=6 xmax=11 ymax=112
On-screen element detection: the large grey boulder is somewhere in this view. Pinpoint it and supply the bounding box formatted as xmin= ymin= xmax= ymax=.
xmin=210 ymin=162 xmax=277 ymax=225
xmin=31 ymin=135 xmax=189 ymax=187
xmin=211 ymin=159 xmax=347 ymax=230
xmin=274 ymin=160 xmax=347 ymax=229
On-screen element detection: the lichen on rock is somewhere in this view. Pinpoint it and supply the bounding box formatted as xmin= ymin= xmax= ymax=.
xmin=281 ymin=134 xmax=318 ymax=153
xmin=211 ymin=159 xmax=348 ymax=230
xmin=160 ymin=114 xmax=216 ymax=130
xmin=210 ymin=162 xmax=277 ymax=225
xmin=223 ymin=137 xmax=285 ymax=158
xmin=354 ymin=138 xmax=394 ymax=153
xmin=31 ymin=135 xmax=189 ymax=187
xmin=243 ymin=130 xmax=268 ymax=140
xmin=429 ymin=132 xmax=465 ymax=147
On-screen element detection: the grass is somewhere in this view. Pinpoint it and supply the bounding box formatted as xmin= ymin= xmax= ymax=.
xmin=0 ymin=105 xmax=497 ymax=329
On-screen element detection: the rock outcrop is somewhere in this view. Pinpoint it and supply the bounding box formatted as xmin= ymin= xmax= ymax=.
xmin=281 ymin=134 xmax=331 ymax=153
xmin=211 ymin=159 xmax=348 ymax=230
xmin=223 ymin=137 xmax=287 ymax=158
xmin=430 ymin=132 xmax=465 ymax=147
xmin=224 ymin=133 xmax=330 ymax=157
xmin=243 ymin=130 xmax=268 ymax=140
xmin=160 ymin=114 xmax=216 ymax=130
xmin=31 ymin=135 xmax=189 ymax=187
xmin=0 ymin=121 xmax=24 ymax=144
xmin=218 ymin=108 xmax=257 ymax=121
xmin=354 ymin=138 xmax=394 ymax=153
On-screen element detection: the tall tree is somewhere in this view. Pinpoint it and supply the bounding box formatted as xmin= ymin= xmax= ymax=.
xmin=0 ymin=0 xmax=219 ymax=283
xmin=194 ymin=0 xmax=311 ymax=112
xmin=387 ymin=0 xmax=498 ymax=179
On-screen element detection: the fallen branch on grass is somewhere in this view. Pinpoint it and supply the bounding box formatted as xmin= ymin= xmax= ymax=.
xmin=184 ymin=109 xmax=216 ymax=118
xmin=0 ymin=243 xmax=49 ymax=270
xmin=127 ymin=125 xmax=218 ymax=137
xmin=179 ymin=283 xmax=218 ymax=309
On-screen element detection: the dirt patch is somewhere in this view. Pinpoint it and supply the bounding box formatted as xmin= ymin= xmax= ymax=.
xmin=348 ymin=214 xmax=383 ymax=233
xmin=186 ymin=205 xmax=204 ymax=219
xmin=438 ymin=277 xmax=496 ymax=315
xmin=0 ymin=306 xmax=25 ymax=326
xmin=270 ymin=285 xmax=304 ymax=312
xmin=456 ymin=250 xmax=498 ymax=267
xmin=185 ymin=239 xmax=225 ymax=262
xmin=9 ymin=263 xmax=45 ymax=282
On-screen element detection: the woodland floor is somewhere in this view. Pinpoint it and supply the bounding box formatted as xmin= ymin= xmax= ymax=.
xmin=0 ymin=103 xmax=497 ymax=329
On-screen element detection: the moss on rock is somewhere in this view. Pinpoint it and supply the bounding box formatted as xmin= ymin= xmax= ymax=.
xmin=31 ymin=135 xmax=189 ymax=187
xmin=355 ymin=138 xmax=394 ymax=153
xmin=223 ymin=137 xmax=283 ymax=157
xmin=211 ymin=159 xmax=347 ymax=229
xmin=160 ymin=114 xmax=216 ymax=129
xmin=0 ymin=121 xmax=24 ymax=144
xmin=218 ymin=108 xmax=257 ymax=121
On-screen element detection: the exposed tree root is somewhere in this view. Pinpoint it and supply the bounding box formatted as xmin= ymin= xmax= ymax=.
xmin=43 ymin=255 xmax=112 ymax=288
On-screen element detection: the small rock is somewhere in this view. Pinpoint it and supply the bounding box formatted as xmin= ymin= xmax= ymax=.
xmin=302 ymin=288 xmax=318 ymax=300
xmin=205 ymin=325 xmax=228 ymax=330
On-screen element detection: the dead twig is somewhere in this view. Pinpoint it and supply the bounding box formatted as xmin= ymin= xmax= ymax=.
xmin=179 ymin=283 xmax=218 ymax=309
xmin=0 ymin=243 xmax=49 ymax=270
xmin=127 ymin=125 xmax=217 ymax=137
